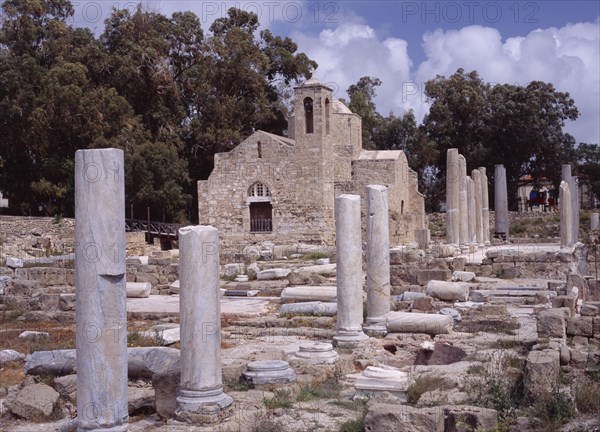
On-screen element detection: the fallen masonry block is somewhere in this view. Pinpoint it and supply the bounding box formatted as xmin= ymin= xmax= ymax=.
xmin=386 ymin=311 xmax=453 ymax=335
xmin=426 ymin=280 xmax=470 ymax=302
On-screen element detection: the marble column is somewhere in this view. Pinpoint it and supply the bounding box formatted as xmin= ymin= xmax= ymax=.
xmin=333 ymin=194 xmax=368 ymax=347
xmin=75 ymin=149 xmax=128 ymax=432
xmin=458 ymin=155 xmax=469 ymax=251
xmin=479 ymin=167 xmax=491 ymax=245
xmin=467 ymin=176 xmax=476 ymax=245
xmin=472 ymin=169 xmax=484 ymax=246
xmin=562 ymin=164 xmax=579 ymax=243
xmin=591 ymin=213 xmax=599 ymax=231
xmin=494 ymin=165 xmax=509 ymax=241
xmin=176 ymin=226 xmax=233 ymax=415
xmin=364 ymin=185 xmax=390 ymax=336
xmin=446 ymin=149 xmax=460 ymax=245
xmin=560 ymin=181 xmax=573 ymax=248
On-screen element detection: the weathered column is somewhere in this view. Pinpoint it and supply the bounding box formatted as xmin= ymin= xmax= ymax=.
xmin=494 ymin=165 xmax=509 ymax=241
xmin=75 ymin=149 xmax=128 ymax=432
xmin=176 ymin=226 xmax=233 ymax=417
xmin=333 ymin=194 xmax=368 ymax=347
xmin=458 ymin=155 xmax=469 ymax=251
xmin=467 ymin=176 xmax=476 ymax=245
xmin=363 ymin=185 xmax=390 ymax=337
xmin=472 ymin=169 xmax=484 ymax=246
xmin=591 ymin=213 xmax=599 ymax=231
xmin=560 ymin=181 xmax=573 ymax=248
xmin=479 ymin=167 xmax=491 ymax=245
xmin=446 ymin=149 xmax=460 ymax=245
xmin=562 ymin=165 xmax=579 ymax=243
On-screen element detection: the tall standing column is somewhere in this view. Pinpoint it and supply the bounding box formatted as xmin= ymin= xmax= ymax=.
xmin=560 ymin=181 xmax=573 ymax=248
xmin=333 ymin=194 xmax=368 ymax=347
xmin=562 ymin=165 xmax=579 ymax=243
xmin=472 ymin=169 xmax=484 ymax=246
xmin=176 ymin=226 xmax=232 ymax=416
xmin=467 ymin=176 xmax=476 ymax=245
xmin=458 ymin=156 xmax=469 ymax=251
xmin=364 ymin=185 xmax=390 ymax=337
xmin=446 ymin=149 xmax=460 ymax=245
xmin=494 ymin=165 xmax=509 ymax=241
xmin=479 ymin=167 xmax=491 ymax=245
xmin=75 ymin=149 xmax=128 ymax=432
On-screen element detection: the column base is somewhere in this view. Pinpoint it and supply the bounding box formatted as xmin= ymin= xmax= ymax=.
xmin=76 ymin=421 xmax=129 ymax=432
xmin=333 ymin=329 xmax=369 ymax=347
xmin=176 ymin=387 xmax=233 ymax=415
xmin=362 ymin=321 xmax=388 ymax=338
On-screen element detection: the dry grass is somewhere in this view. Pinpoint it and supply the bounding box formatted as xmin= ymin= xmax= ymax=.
xmin=0 ymin=360 xmax=26 ymax=388
xmin=0 ymin=320 xmax=76 ymax=354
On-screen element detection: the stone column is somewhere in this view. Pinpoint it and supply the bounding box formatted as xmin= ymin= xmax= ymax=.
xmin=472 ymin=169 xmax=484 ymax=246
xmin=467 ymin=176 xmax=476 ymax=245
xmin=363 ymin=185 xmax=390 ymax=337
xmin=591 ymin=213 xmax=599 ymax=231
xmin=333 ymin=194 xmax=368 ymax=347
xmin=494 ymin=165 xmax=509 ymax=241
xmin=479 ymin=167 xmax=491 ymax=245
xmin=562 ymin=165 xmax=579 ymax=243
xmin=446 ymin=149 xmax=460 ymax=245
xmin=458 ymin=155 xmax=469 ymax=251
xmin=176 ymin=226 xmax=232 ymax=417
xmin=560 ymin=181 xmax=573 ymax=248
xmin=75 ymin=149 xmax=128 ymax=432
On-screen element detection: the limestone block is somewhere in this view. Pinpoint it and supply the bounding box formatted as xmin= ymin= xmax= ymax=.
xmin=452 ymin=271 xmax=476 ymax=282
xmin=53 ymin=374 xmax=77 ymax=401
xmin=537 ymin=309 xmax=566 ymax=339
xmin=386 ymin=311 xmax=453 ymax=335
xmin=257 ymin=268 xmax=291 ymax=280
xmin=152 ymin=369 xmax=180 ymax=419
xmin=5 ymin=257 xmax=23 ymax=269
xmin=18 ymin=331 xmax=49 ymax=342
xmin=0 ymin=349 xmax=25 ymax=365
xmin=224 ymin=263 xmax=244 ymax=277
xmin=169 ymin=280 xmax=179 ymax=294
xmin=59 ymin=293 xmax=75 ymax=311
xmin=581 ymin=304 xmax=599 ymax=316
xmin=594 ymin=317 xmax=600 ymax=337
xmin=354 ymin=366 xmax=410 ymax=400
xmin=364 ymin=403 xmax=443 ymax=432
xmin=416 ymin=269 xmax=451 ymax=285
xmin=442 ymin=405 xmax=498 ymax=431
xmin=4 ymin=382 xmax=59 ymax=420
xmin=280 ymin=286 xmax=337 ymax=303
xmin=246 ymin=262 xmax=260 ymax=278
xmin=525 ymin=349 xmax=560 ymax=398
xmin=128 ymin=386 xmax=155 ymax=415
xmin=126 ymin=282 xmax=151 ymax=298
xmin=242 ymin=360 xmax=296 ymax=386
xmin=425 ymin=280 xmax=469 ymax=301
xmin=296 ymin=263 xmax=336 ymax=276
xmin=566 ymin=317 xmax=594 ymax=337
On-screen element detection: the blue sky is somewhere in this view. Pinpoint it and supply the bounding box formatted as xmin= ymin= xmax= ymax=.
xmin=72 ymin=1 xmax=600 ymax=144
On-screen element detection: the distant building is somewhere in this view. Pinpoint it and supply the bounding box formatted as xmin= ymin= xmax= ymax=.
xmin=517 ymin=174 xmax=597 ymax=212
xmin=0 ymin=191 xmax=8 ymax=208
xmin=198 ymin=78 xmax=427 ymax=250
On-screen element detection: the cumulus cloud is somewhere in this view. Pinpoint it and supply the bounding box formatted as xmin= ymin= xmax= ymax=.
xmin=411 ymin=21 xmax=599 ymax=144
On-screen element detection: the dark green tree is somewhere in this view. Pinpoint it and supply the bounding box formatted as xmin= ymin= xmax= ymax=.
xmin=345 ymin=76 xmax=383 ymax=149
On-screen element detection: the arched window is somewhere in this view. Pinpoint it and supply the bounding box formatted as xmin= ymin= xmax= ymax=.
xmin=248 ymin=182 xmax=271 ymax=198
xmin=401 ymin=200 xmax=405 ymax=215
xmin=304 ymin=97 xmax=314 ymax=134
xmin=257 ymin=141 xmax=262 ymax=158
xmin=325 ymin=98 xmax=330 ymax=134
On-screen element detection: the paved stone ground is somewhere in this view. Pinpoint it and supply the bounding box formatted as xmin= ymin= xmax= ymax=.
xmin=459 ymin=242 xmax=561 ymax=264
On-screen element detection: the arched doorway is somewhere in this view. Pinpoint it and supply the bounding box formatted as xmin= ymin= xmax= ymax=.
xmin=248 ymin=182 xmax=272 ymax=232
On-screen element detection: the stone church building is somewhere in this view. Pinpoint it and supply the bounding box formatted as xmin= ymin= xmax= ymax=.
xmin=198 ymin=78 xmax=426 ymax=250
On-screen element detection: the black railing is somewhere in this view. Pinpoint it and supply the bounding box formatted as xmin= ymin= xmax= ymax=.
xmin=250 ymin=218 xmax=272 ymax=233
xmin=125 ymin=219 xmax=181 ymax=239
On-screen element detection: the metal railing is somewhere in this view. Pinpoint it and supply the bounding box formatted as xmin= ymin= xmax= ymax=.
xmin=250 ymin=218 xmax=272 ymax=233
xmin=125 ymin=219 xmax=181 ymax=238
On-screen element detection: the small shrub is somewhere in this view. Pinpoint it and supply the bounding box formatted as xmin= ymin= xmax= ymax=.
xmin=297 ymin=378 xmax=341 ymax=401
xmin=52 ymin=213 xmax=63 ymax=225
xmin=574 ymin=377 xmax=600 ymax=413
xmin=251 ymin=415 xmax=281 ymax=432
xmin=337 ymin=399 xmax=367 ymax=432
xmin=532 ymin=386 xmax=576 ymax=431
xmin=264 ymin=389 xmax=293 ymax=409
